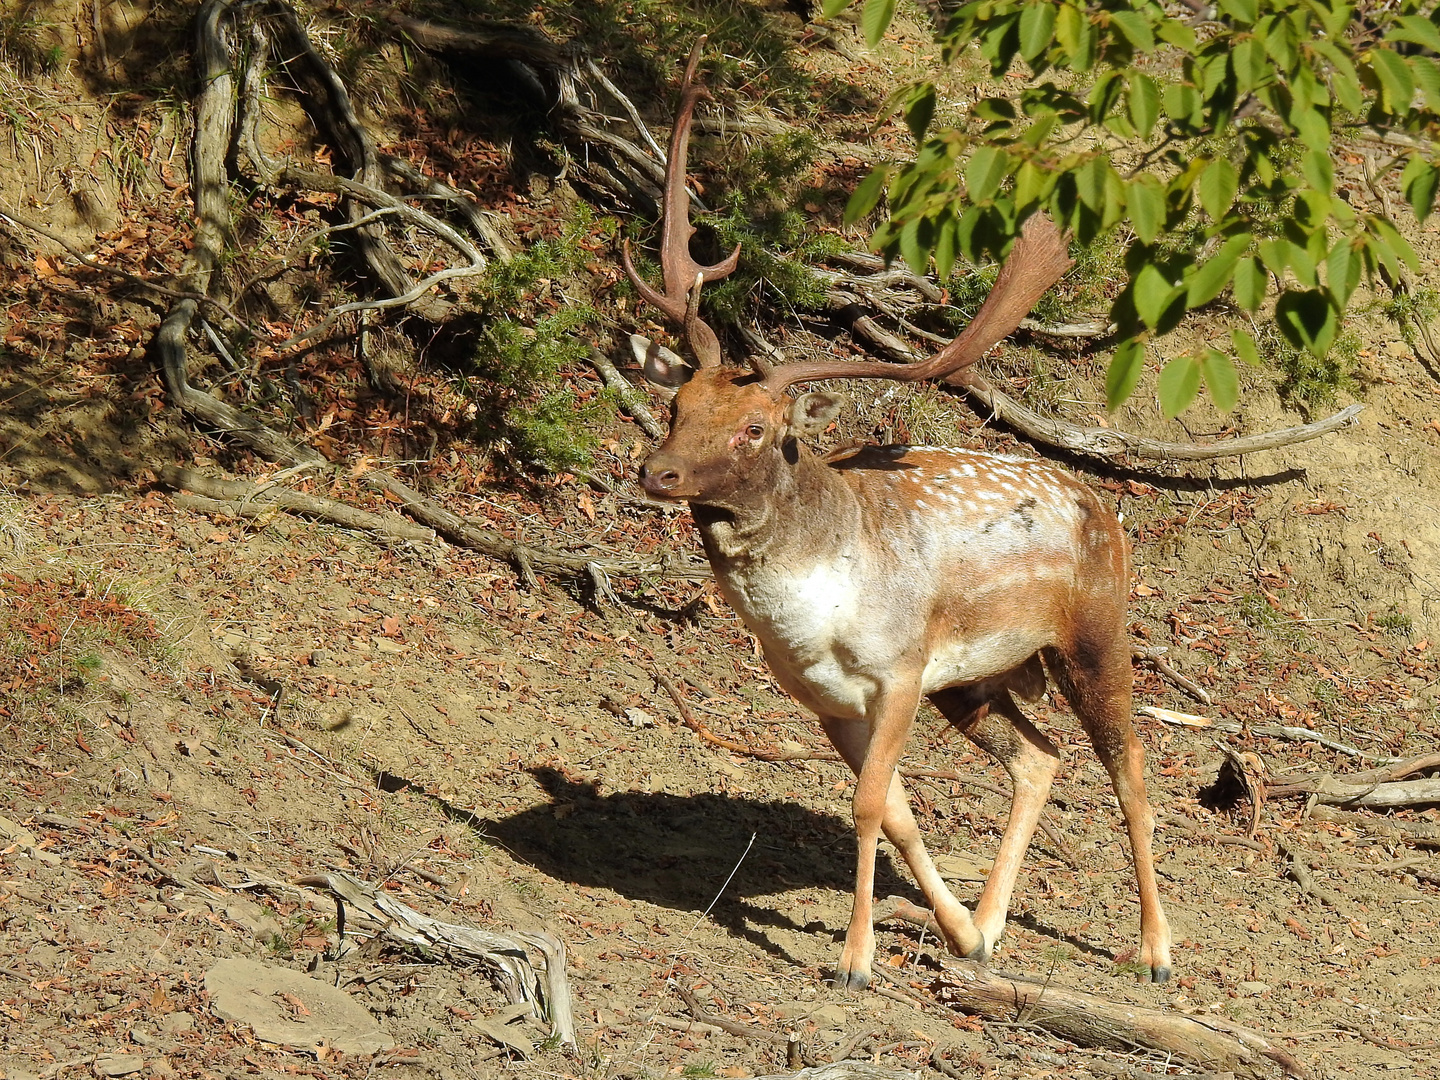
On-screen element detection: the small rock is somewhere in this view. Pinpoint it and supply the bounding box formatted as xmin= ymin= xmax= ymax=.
xmin=1237 ymin=981 xmax=1270 ymax=996
xmin=810 ymin=1003 xmax=849 ymax=1031
xmin=93 ymin=1053 xmax=144 ymax=1077
xmin=1384 ymin=340 xmax=1411 ymax=358
xmin=162 ymin=1011 xmax=195 ymax=1034
xmin=205 ymin=957 xmax=394 ymax=1055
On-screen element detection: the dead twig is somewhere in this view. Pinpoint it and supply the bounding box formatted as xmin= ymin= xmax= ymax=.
xmin=653 ymin=667 xmax=839 ymax=761
xmin=674 ymin=983 xmax=815 ymax=1066
xmin=1132 ymin=647 xmax=1212 ymax=706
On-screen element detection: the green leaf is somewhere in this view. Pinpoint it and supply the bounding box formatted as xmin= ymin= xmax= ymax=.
xmin=1075 ymin=154 xmax=1110 ymax=211
xmin=966 ymin=145 xmax=1010 ymax=202
xmin=1402 ymin=156 xmax=1440 ymax=223
xmin=1088 ymin=70 xmax=1125 ymax=124
xmin=1200 ymin=349 xmax=1239 ymax=413
xmin=1232 ymin=256 xmax=1267 ymax=311
xmin=1387 ymin=15 xmax=1440 ymax=54
xmin=1163 ymin=82 xmax=1201 ymax=130
xmin=1156 ymin=18 xmax=1195 ymax=51
xmin=1232 ymin=328 xmax=1261 ymax=368
xmin=845 ymin=165 xmax=890 ymax=225
xmin=1158 ymin=355 xmax=1202 ymax=419
xmin=1216 ymin=0 xmax=1257 ymax=25
xmin=904 ymin=83 xmax=937 ymax=142
xmin=1198 ymin=158 xmax=1239 ymax=221
xmin=1290 ymin=103 xmax=1330 ymax=150
xmin=1370 ymin=215 xmax=1421 ymax=275
xmin=1311 ymin=40 xmax=1363 ymax=113
xmin=1327 ymin=237 xmax=1361 ymax=308
xmin=1013 ymin=159 xmax=1054 ymax=209
xmin=1302 ymin=148 xmax=1334 ymax=197
xmin=898 ymin=215 xmax=928 ymax=275
xmin=1054 ymin=1 xmax=1097 ymax=69
xmin=1369 ymin=47 xmax=1416 ymax=112
xmin=1413 ymin=56 xmax=1440 ymax=111
xmin=1109 ymin=10 xmax=1154 ymax=52
xmin=821 ymin=0 xmax=854 ymax=16
xmin=1275 ymin=288 xmax=1339 ymax=358
xmin=1129 ymin=73 xmax=1160 ymax=138
xmin=1019 ymin=2 xmax=1057 ymax=64
xmin=1105 ymin=338 xmax=1146 ymax=410
xmin=1186 ymin=232 xmax=1252 ymax=307
xmin=934 ymin=213 xmax=958 ymax=281
xmin=1128 ymin=175 xmax=1165 ymax=244
xmin=862 ymin=0 xmax=897 ymax=46
xmin=1133 ymin=263 xmax=1177 ymax=329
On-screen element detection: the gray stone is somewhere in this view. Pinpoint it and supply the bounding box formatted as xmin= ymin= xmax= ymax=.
xmin=205 ymin=958 xmax=394 ymax=1055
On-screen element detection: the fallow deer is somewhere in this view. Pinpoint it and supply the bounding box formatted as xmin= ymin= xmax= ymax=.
xmin=625 ymin=41 xmax=1171 ymax=990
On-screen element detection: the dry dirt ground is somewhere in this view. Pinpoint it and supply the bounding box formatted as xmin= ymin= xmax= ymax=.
xmin=4 ymin=3 xmax=1440 ymax=1080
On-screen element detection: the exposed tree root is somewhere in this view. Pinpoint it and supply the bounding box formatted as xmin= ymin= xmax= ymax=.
xmin=159 ymin=467 xmax=712 ymax=583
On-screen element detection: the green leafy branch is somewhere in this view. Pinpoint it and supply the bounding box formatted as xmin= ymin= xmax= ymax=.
xmin=824 ymin=0 xmax=1440 ymax=417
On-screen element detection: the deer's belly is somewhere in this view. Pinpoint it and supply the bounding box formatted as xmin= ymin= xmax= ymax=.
xmin=919 ymin=630 xmax=1052 ymax=695
xmin=721 ymin=562 xmax=1053 ymax=720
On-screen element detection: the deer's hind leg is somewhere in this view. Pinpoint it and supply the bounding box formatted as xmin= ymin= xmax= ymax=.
xmin=930 ymin=664 xmax=1060 ymax=960
xmin=1044 ymin=626 xmax=1172 ymax=983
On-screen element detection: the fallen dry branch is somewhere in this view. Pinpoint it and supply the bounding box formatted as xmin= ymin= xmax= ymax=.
xmin=1253 ymin=724 xmax=1403 ymax=762
xmin=160 ymin=466 xmax=436 ymax=543
xmin=364 ymin=470 xmax=712 ymax=583
xmin=752 ymin=1066 xmax=917 ymax=1080
xmin=297 ymin=871 xmax=575 ymax=1049
xmin=951 ymin=370 xmax=1366 ymax=462
xmin=652 ymin=667 xmax=839 ymax=761
xmin=1307 ymin=803 xmax=1440 ymax=848
xmin=160 ymin=466 xmax=712 ymax=583
xmin=929 ymin=961 xmax=1305 ymax=1077
xmin=1269 ymin=753 xmax=1440 ymax=807
xmin=803 ymin=254 xmax=1364 ymax=463
xmin=588 ymin=348 xmax=667 ymax=440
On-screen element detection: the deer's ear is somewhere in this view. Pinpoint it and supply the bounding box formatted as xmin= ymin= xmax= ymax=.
xmin=788 ymin=391 xmax=844 ymax=437
xmin=632 ymin=335 xmax=694 ymax=388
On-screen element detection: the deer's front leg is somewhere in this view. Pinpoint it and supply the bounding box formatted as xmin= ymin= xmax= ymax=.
xmin=821 ymin=689 xmax=980 ymax=990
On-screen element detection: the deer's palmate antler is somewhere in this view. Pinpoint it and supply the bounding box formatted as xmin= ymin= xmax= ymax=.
xmin=625 ymin=42 xmax=1170 ymax=991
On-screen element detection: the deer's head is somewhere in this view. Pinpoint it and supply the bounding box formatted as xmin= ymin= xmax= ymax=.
xmin=633 ymin=338 xmax=842 ymax=505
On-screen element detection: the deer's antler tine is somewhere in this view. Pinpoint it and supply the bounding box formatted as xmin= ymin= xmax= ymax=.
xmin=761 ymin=212 xmax=1072 ymax=394
xmin=622 ymin=36 xmax=739 ymax=368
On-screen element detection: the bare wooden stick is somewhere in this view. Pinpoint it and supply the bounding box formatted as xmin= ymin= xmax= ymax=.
xmin=1307 ymin=803 xmax=1440 ymax=848
xmin=587 ymin=348 xmax=666 ymax=439
xmin=930 ymin=960 xmax=1307 ymax=1077
xmin=1132 ymin=647 xmax=1213 ymax=705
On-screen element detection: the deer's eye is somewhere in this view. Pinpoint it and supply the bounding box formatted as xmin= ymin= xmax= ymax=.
xmin=747 ymin=425 xmax=765 ymax=440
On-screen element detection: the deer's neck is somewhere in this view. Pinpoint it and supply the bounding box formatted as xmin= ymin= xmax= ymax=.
xmin=690 ymin=440 xmax=855 ymax=568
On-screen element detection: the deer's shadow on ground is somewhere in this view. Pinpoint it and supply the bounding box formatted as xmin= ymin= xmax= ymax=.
xmin=480 ymin=767 xmax=917 ymax=964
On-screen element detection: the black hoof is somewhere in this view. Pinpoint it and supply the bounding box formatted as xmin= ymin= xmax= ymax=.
xmin=965 ymin=941 xmax=991 ymax=963
xmin=831 ymin=969 xmax=870 ymax=991
xmin=1150 ymin=965 xmax=1172 ymax=984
